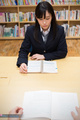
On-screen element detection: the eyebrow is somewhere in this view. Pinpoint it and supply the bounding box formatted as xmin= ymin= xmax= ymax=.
xmin=41 ymin=15 xmax=50 ymax=19
xmin=46 ymin=16 xmax=50 ymax=18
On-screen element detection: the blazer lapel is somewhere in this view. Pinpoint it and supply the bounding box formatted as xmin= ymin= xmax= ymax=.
xmin=38 ymin=26 xmax=54 ymax=49
xmin=46 ymin=26 xmax=54 ymax=46
xmin=38 ymin=29 xmax=46 ymax=49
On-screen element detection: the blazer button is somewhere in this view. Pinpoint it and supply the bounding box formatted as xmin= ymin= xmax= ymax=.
xmin=44 ymin=50 xmax=46 ymax=53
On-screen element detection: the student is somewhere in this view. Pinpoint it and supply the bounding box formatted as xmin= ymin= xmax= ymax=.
xmin=17 ymin=1 xmax=67 ymax=74
xmin=8 ymin=106 xmax=80 ymax=120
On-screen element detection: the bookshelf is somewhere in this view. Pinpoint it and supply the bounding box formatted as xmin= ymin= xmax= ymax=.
xmin=0 ymin=1 xmax=80 ymax=40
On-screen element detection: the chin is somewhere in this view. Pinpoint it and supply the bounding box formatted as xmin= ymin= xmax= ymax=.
xmin=43 ymin=27 xmax=48 ymax=30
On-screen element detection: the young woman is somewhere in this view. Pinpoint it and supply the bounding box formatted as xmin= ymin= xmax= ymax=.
xmin=17 ymin=1 xmax=67 ymax=73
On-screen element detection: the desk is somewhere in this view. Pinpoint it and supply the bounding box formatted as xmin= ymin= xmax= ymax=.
xmin=0 ymin=57 xmax=80 ymax=118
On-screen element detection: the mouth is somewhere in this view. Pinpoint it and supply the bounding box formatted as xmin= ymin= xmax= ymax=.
xmin=43 ymin=26 xmax=47 ymax=27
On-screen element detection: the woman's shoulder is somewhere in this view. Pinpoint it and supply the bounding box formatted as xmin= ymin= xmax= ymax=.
xmin=57 ymin=24 xmax=64 ymax=32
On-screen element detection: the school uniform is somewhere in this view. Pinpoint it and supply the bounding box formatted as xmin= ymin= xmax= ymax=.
xmin=17 ymin=24 xmax=67 ymax=67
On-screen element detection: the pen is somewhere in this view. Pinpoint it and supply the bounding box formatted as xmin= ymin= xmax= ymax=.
xmin=0 ymin=114 xmax=19 ymax=118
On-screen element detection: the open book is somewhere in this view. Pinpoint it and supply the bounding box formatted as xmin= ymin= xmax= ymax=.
xmin=27 ymin=61 xmax=57 ymax=73
xmin=21 ymin=90 xmax=79 ymax=120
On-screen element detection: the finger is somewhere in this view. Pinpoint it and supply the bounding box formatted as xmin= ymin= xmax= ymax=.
xmin=20 ymin=67 xmax=27 ymax=74
xmin=15 ymin=107 xmax=23 ymax=113
xmin=31 ymin=57 xmax=34 ymax=60
xmin=16 ymin=107 xmax=23 ymax=111
xmin=31 ymin=56 xmax=35 ymax=60
xmin=17 ymin=108 xmax=23 ymax=118
xmin=20 ymin=65 xmax=27 ymax=72
xmin=36 ymin=58 xmax=39 ymax=60
xmin=71 ymin=111 xmax=77 ymax=119
xmin=31 ymin=55 xmax=35 ymax=59
xmin=21 ymin=64 xmax=27 ymax=71
xmin=18 ymin=109 xmax=23 ymax=115
xmin=76 ymin=106 xmax=80 ymax=114
xmin=15 ymin=106 xmax=21 ymax=112
xmin=31 ymin=54 xmax=37 ymax=59
xmin=23 ymin=64 xmax=27 ymax=69
xmin=20 ymin=70 xmax=27 ymax=74
xmin=31 ymin=55 xmax=35 ymax=58
xmin=20 ymin=67 xmax=24 ymax=73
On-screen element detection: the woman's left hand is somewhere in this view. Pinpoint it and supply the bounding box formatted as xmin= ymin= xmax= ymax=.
xmin=31 ymin=54 xmax=45 ymax=60
xmin=71 ymin=106 xmax=80 ymax=120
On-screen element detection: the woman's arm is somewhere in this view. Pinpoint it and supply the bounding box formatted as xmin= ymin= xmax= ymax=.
xmin=17 ymin=27 xmax=31 ymax=67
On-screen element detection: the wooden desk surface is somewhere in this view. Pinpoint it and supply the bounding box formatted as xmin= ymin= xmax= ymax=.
xmin=0 ymin=56 xmax=80 ymax=116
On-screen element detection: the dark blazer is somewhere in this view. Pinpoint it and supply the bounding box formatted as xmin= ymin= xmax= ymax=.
xmin=17 ymin=25 xmax=67 ymax=67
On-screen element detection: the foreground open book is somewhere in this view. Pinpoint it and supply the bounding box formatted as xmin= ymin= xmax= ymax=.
xmin=21 ymin=90 xmax=79 ymax=120
xmin=27 ymin=61 xmax=57 ymax=73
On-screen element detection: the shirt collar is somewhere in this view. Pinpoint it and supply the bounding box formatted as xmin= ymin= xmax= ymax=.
xmin=40 ymin=25 xmax=51 ymax=36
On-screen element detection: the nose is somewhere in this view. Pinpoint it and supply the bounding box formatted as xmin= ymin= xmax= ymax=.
xmin=43 ymin=20 xmax=46 ymax=24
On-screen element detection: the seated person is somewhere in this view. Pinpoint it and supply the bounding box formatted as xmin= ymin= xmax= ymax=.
xmin=17 ymin=1 xmax=67 ymax=74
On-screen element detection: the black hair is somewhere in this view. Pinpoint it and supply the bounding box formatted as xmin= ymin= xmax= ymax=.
xmin=34 ymin=1 xmax=57 ymax=42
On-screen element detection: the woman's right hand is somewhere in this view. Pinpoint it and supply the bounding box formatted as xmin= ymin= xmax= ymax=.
xmin=8 ymin=106 xmax=23 ymax=120
xmin=20 ymin=63 xmax=27 ymax=74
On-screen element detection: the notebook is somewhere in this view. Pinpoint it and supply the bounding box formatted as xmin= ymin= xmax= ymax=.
xmin=21 ymin=90 xmax=79 ymax=120
xmin=27 ymin=61 xmax=57 ymax=73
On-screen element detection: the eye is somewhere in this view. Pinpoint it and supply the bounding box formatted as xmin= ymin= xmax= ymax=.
xmin=39 ymin=18 xmax=43 ymax=20
xmin=46 ymin=18 xmax=50 ymax=20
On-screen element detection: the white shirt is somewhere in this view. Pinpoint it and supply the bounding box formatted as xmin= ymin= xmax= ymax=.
xmin=40 ymin=25 xmax=51 ymax=43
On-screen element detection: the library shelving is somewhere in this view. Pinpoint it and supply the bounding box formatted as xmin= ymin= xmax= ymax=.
xmin=0 ymin=1 xmax=80 ymax=40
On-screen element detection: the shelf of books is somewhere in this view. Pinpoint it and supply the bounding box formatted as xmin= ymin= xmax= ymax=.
xmin=0 ymin=0 xmax=80 ymax=40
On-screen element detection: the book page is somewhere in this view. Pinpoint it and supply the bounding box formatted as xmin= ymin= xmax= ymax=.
xmin=21 ymin=90 xmax=52 ymax=120
xmin=42 ymin=61 xmax=57 ymax=73
xmin=51 ymin=92 xmax=79 ymax=120
xmin=27 ymin=61 xmax=41 ymax=73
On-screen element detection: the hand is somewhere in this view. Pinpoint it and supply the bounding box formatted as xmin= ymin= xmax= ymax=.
xmin=31 ymin=54 xmax=45 ymax=60
xmin=71 ymin=106 xmax=80 ymax=120
xmin=20 ymin=63 xmax=27 ymax=74
xmin=8 ymin=106 xmax=23 ymax=120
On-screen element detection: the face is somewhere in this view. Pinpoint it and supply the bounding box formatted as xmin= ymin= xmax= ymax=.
xmin=36 ymin=11 xmax=52 ymax=31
